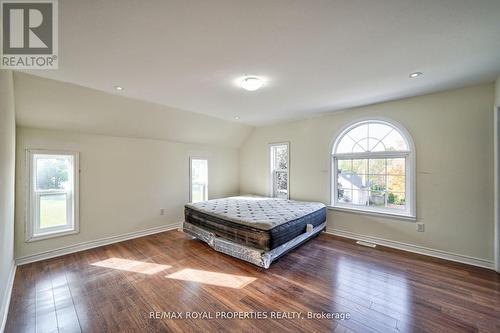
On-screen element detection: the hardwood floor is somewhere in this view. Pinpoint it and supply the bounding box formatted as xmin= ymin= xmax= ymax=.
xmin=5 ymin=230 xmax=500 ymax=333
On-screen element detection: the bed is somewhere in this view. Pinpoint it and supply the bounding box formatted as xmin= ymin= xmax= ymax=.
xmin=183 ymin=196 xmax=326 ymax=268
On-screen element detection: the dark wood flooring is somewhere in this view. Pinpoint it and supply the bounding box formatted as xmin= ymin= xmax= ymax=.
xmin=5 ymin=230 xmax=500 ymax=333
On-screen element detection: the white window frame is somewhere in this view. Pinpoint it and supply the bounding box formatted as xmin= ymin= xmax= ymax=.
xmin=189 ymin=157 xmax=208 ymax=203
xmin=26 ymin=149 xmax=80 ymax=242
xmin=329 ymin=118 xmax=416 ymax=221
xmin=269 ymin=142 xmax=290 ymax=199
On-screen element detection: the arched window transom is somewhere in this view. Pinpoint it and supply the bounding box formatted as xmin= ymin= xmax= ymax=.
xmin=331 ymin=119 xmax=415 ymax=219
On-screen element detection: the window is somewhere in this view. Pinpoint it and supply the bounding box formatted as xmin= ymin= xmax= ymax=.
xmin=190 ymin=158 xmax=208 ymax=203
xmin=270 ymin=142 xmax=289 ymax=199
xmin=27 ymin=150 xmax=79 ymax=241
xmin=331 ymin=119 xmax=415 ymax=219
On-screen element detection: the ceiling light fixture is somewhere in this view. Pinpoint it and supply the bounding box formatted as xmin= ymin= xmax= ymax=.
xmin=240 ymin=76 xmax=264 ymax=91
xmin=409 ymin=72 xmax=423 ymax=78
xmin=114 ymin=85 xmax=124 ymax=91
xmin=234 ymin=116 xmax=240 ymax=120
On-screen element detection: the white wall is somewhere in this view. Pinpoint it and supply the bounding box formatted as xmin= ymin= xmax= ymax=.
xmin=15 ymin=128 xmax=240 ymax=259
xmin=0 ymin=71 xmax=16 ymax=330
xmin=240 ymin=84 xmax=494 ymax=263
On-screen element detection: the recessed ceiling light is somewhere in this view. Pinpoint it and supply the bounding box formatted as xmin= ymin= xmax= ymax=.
xmin=240 ymin=76 xmax=264 ymax=91
xmin=409 ymin=72 xmax=423 ymax=78
xmin=114 ymin=85 xmax=124 ymax=91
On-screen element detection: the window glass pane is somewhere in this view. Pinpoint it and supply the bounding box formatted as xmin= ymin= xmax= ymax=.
xmin=337 ymin=159 xmax=352 ymax=173
xmin=338 ymin=171 xmax=368 ymax=191
xmin=338 ymin=188 xmax=352 ymax=203
xmin=368 ymin=123 xmax=393 ymax=151
xmin=369 ymin=191 xmax=386 ymax=208
xmin=191 ymin=184 xmax=205 ymax=203
xmin=352 ymin=144 xmax=365 ymax=153
xmin=352 ymin=159 xmax=368 ymax=175
xmin=192 ymin=159 xmax=207 ymax=181
xmin=346 ymin=124 xmax=368 ymax=148
xmin=35 ymin=155 xmax=72 ymax=190
xmin=369 ymin=175 xmax=386 ymax=191
xmin=353 ymin=138 xmax=369 ymax=153
xmin=369 ymin=123 xmax=393 ymax=141
xmin=369 ymin=140 xmax=386 ymax=152
xmin=274 ymin=171 xmax=288 ymax=198
xmin=274 ymin=146 xmax=288 ymax=170
xmin=350 ymin=190 xmax=368 ymax=206
xmin=382 ymin=130 xmax=408 ymax=151
xmin=387 ymin=158 xmax=405 ymax=175
xmin=39 ymin=194 xmax=67 ymax=229
xmin=191 ymin=159 xmax=208 ymax=203
xmin=387 ymin=176 xmax=405 ymax=192
xmin=338 ymin=160 xmax=368 ymax=189
xmin=387 ymin=192 xmax=406 ymax=210
xmin=368 ymin=158 xmax=386 ymax=175
xmin=336 ymin=135 xmax=356 ymax=153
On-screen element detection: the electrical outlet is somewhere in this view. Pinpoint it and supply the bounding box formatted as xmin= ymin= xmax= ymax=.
xmin=160 ymin=209 xmax=167 ymax=215
xmin=416 ymin=223 xmax=425 ymax=232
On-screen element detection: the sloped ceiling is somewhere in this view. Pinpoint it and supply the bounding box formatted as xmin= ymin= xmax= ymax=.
xmin=14 ymin=73 xmax=253 ymax=148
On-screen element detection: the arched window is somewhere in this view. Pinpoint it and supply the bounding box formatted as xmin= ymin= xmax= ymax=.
xmin=331 ymin=119 xmax=415 ymax=219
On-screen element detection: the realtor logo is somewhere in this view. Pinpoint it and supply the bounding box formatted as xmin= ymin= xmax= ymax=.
xmin=1 ymin=0 xmax=58 ymax=69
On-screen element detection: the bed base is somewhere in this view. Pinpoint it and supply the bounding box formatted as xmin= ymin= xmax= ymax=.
xmin=182 ymin=221 xmax=326 ymax=269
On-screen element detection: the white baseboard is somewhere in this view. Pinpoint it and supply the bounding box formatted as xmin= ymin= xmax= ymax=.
xmin=325 ymin=228 xmax=494 ymax=270
xmin=0 ymin=261 xmax=16 ymax=333
xmin=16 ymin=223 xmax=181 ymax=266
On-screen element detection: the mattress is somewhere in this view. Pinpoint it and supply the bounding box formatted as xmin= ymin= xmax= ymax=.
xmin=184 ymin=196 xmax=326 ymax=251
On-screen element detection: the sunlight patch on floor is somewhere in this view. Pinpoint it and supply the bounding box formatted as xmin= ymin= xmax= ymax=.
xmin=165 ymin=268 xmax=256 ymax=288
xmin=91 ymin=258 xmax=171 ymax=275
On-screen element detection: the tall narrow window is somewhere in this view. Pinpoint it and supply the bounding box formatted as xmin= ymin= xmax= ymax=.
xmin=331 ymin=119 xmax=415 ymax=219
xmin=190 ymin=158 xmax=208 ymax=203
xmin=27 ymin=150 xmax=79 ymax=241
xmin=270 ymin=143 xmax=289 ymax=199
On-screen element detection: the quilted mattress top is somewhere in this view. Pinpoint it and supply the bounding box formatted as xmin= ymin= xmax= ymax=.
xmin=185 ymin=196 xmax=326 ymax=231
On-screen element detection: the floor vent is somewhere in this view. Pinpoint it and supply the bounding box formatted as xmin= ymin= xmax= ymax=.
xmin=356 ymin=240 xmax=377 ymax=248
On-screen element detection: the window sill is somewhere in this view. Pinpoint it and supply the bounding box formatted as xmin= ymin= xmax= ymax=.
xmin=327 ymin=205 xmax=416 ymax=222
xmin=26 ymin=228 xmax=79 ymax=243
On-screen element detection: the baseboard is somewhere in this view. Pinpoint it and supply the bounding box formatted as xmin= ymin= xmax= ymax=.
xmin=0 ymin=261 xmax=16 ymax=333
xmin=325 ymin=228 xmax=494 ymax=270
xmin=16 ymin=223 xmax=181 ymax=266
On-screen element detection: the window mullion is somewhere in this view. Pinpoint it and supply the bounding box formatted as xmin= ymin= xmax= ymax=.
xmin=366 ymin=159 xmax=369 ymax=207
xmin=384 ymin=158 xmax=388 ymax=208
xmin=35 ymin=189 xmax=67 ymax=195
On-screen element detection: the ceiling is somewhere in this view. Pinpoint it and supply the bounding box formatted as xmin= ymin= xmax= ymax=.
xmin=25 ymin=0 xmax=500 ymax=126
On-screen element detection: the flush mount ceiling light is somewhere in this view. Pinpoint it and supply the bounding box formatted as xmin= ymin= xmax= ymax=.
xmin=409 ymin=72 xmax=423 ymax=78
xmin=240 ymin=76 xmax=264 ymax=91
xmin=234 ymin=116 xmax=240 ymax=120
xmin=114 ymin=85 xmax=124 ymax=91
